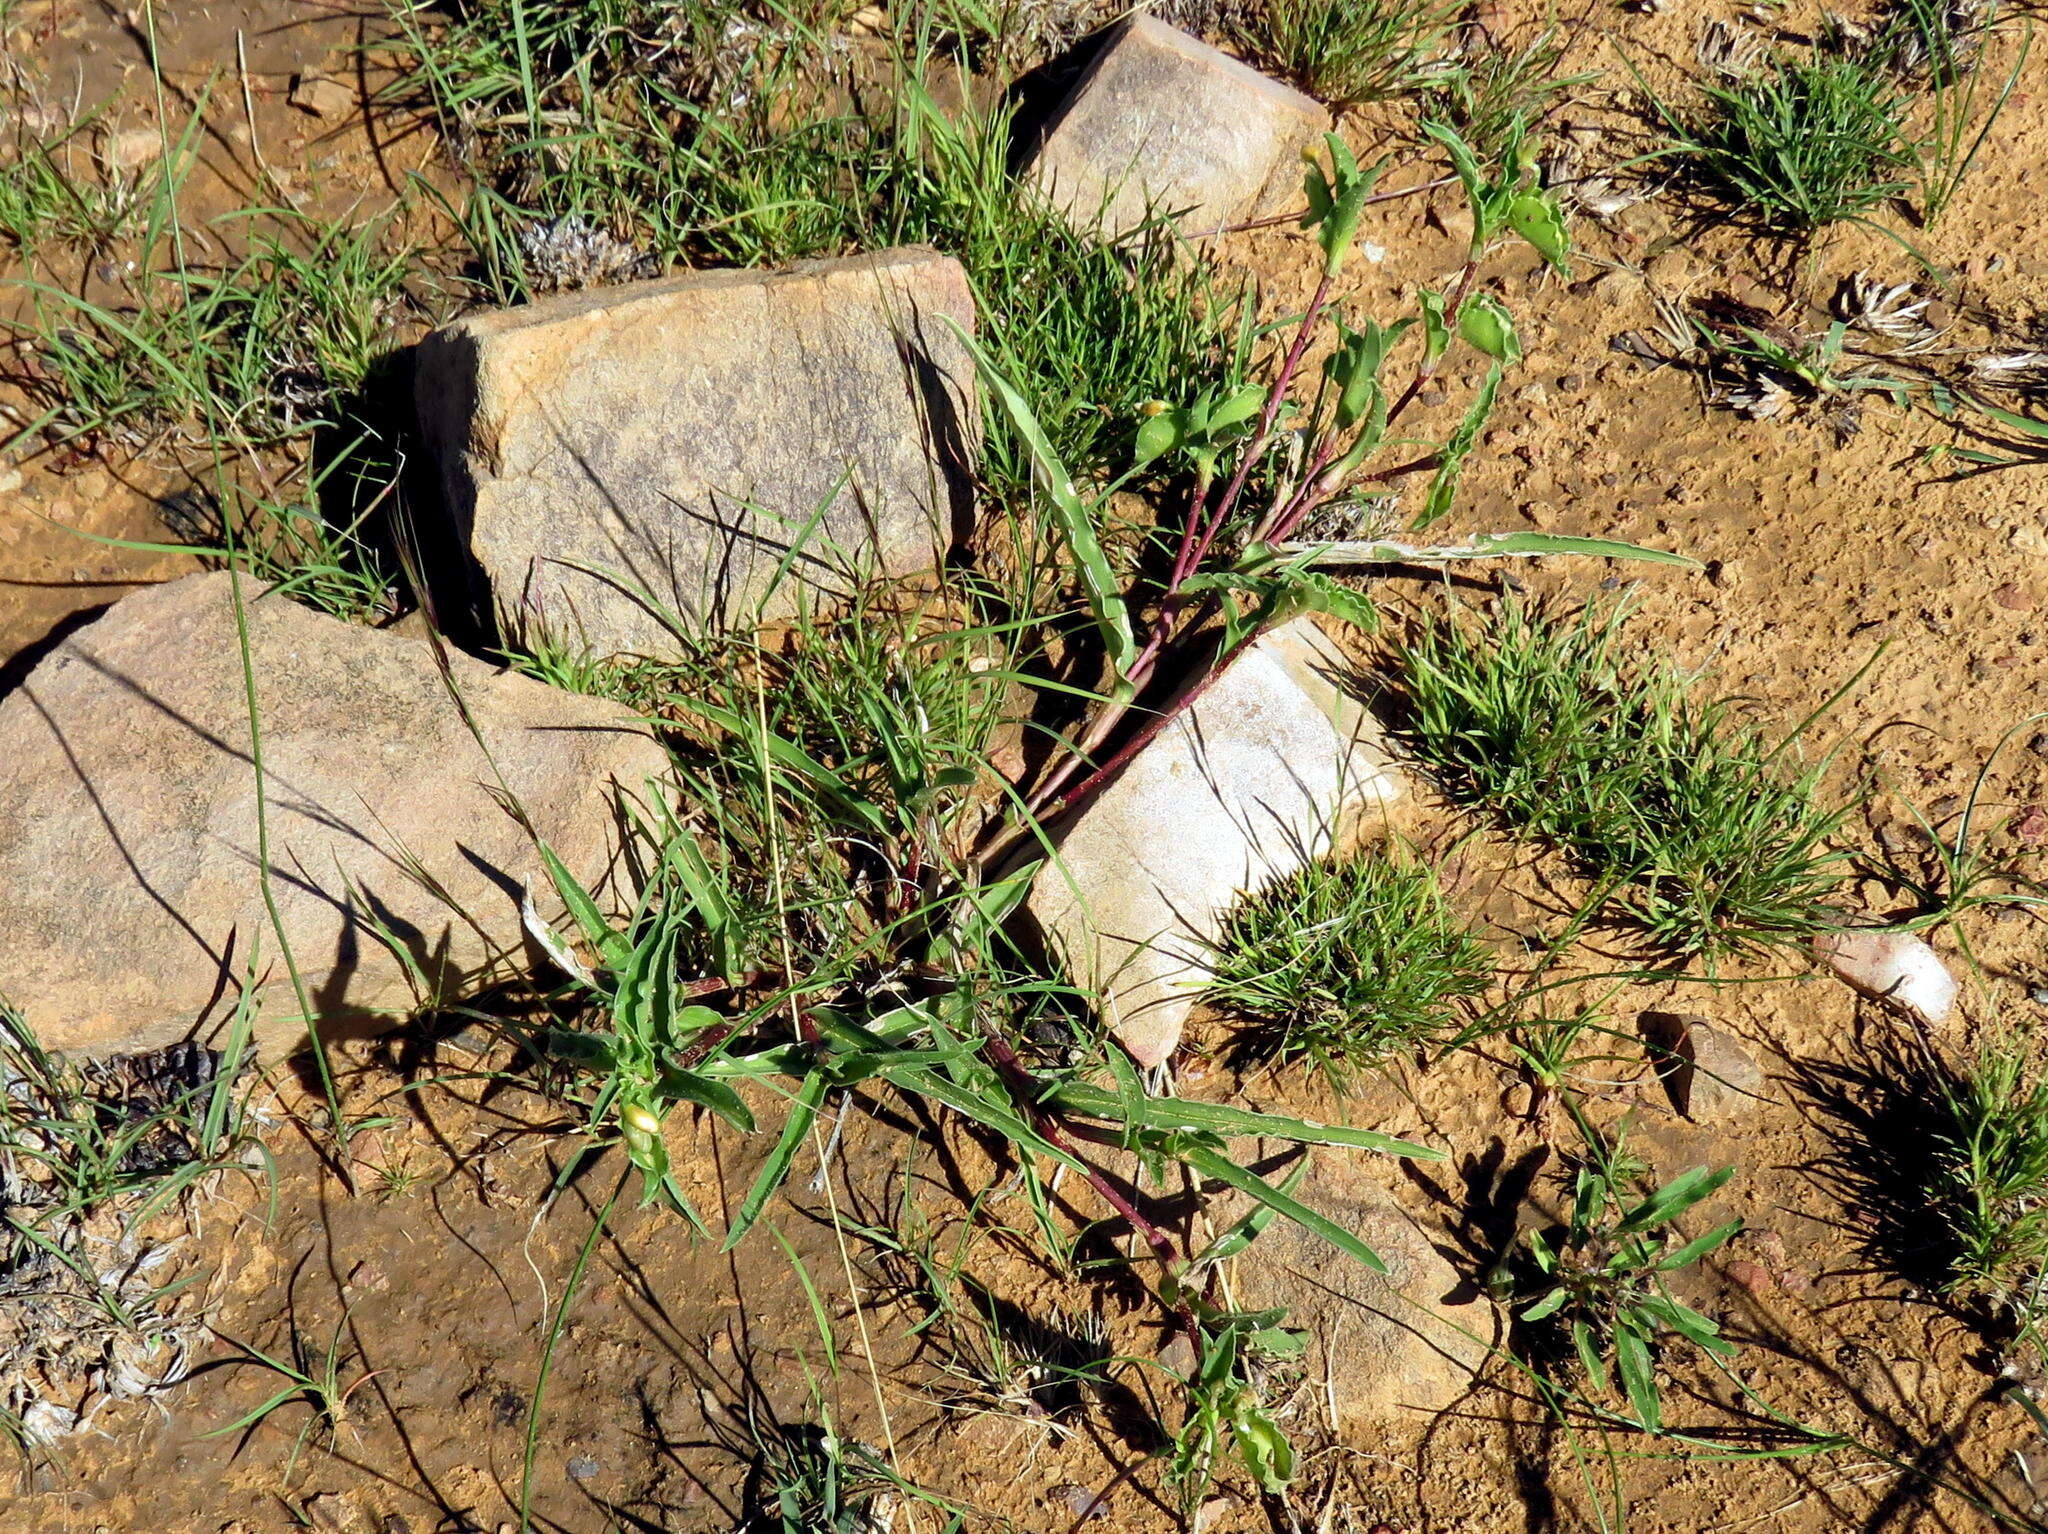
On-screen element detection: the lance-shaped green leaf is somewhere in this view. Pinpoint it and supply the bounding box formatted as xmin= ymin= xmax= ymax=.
xmin=1414 ymin=362 xmax=1502 ymax=529
xmin=943 ymin=315 xmax=1136 ymax=677
xmin=1275 ymin=530 xmax=1699 ymax=569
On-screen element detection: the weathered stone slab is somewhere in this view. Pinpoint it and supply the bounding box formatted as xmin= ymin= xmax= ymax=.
xmin=1233 ymin=1184 xmax=1493 ymax=1428
xmin=0 ymin=573 xmax=666 ymax=1059
xmin=1024 ymin=16 xmax=1331 ymax=240
xmin=1024 ymin=618 xmax=1402 ymax=1068
xmin=415 ymin=246 xmax=978 ymax=658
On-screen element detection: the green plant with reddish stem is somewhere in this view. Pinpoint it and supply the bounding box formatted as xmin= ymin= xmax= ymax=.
xmin=959 ymin=121 xmax=1683 ymax=867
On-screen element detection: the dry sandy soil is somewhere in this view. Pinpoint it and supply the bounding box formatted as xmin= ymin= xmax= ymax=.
xmin=3 ymin=0 xmax=2048 ymax=1530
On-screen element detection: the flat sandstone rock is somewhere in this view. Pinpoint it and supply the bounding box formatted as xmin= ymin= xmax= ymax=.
xmin=0 ymin=573 xmax=666 ymax=1059
xmin=416 ymin=247 xmax=977 ymax=658
xmin=1025 ymin=618 xmax=1401 ymax=1068
xmin=1025 ymin=16 xmax=1330 ymax=239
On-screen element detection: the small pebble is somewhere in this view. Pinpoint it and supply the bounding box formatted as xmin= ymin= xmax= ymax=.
xmin=1815 ymin=930 xmax=1957 ymax=1025
xmin=1727 ymin=1259 xmax=1776 ymax=1297
xmin=1995 ymin=582 xmax=2035 ymax=611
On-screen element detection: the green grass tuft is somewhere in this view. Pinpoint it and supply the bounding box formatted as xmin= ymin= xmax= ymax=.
xmin=1934 ymin=1041 xmax=2048 ymax=1313
xmin=1391 ymin=598 xmax=1852 ymax=957
xmin=1663 ymin=50 xmax=1915 ymax=231
xmin=1210 ymin=849 xmax=1493 ymax=1079
xmin=1237 ymin=0 xmax=1460 ymax=107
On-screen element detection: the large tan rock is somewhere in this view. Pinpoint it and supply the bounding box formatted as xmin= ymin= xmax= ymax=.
xmin=1234 ymin=1186 xmax=1494 ymax=1430
xmin=1024 ymin=619 xmax=1402 ymax=1067
xmin=1025 ymin=16 xmax=1330 ymax=240
xmin=0 ymin=574 xmax=666 ymax=1059
xmin=415 ymin=247 xmax=978 ymax=658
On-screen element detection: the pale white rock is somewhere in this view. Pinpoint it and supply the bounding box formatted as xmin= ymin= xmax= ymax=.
xmin=1024 ymin=16 xmax=1331 ymax=240
xmin=1023 ymin=618 xmax=1402 ymax=1067
xmin=1815 ymin=930 xmax=1957 ymax=1024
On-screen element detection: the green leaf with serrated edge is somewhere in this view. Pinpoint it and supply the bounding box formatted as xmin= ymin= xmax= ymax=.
xmin=1507 ymin=190 xmax=1571 ymax=273
xmin=941 ymin=316 xmax=1136 ymax=677
xmin=1049 ymin=1081 xmax=1441 ymax=1157
xmin=1458 ymin=293 xmax=1522 ymax=364
xmin=1232 ymin=1401 xmax=1296 ymax=1492
xmin=1521 ymin=1285 xmax=1570 ymax=1323
xmin=1615 ymin=1322 xmax=1661 ymax=1430
xmin=725 ymin=1068 xmax=827 ymax=1249
xmin=1615 ymin=1165 xmax=1734 ymax=1236
xmin=1418 ymin=288 xmax=1451 ymax=366
xmin=1180 ymin=1145 xmax=1389 ymax=1273
xmin=1656 ymin=1216 xmax=1744 ymax=1271
xmin=1414 ymin=363 xmax=1502 ymax=529
xmin=1246 ymin=1326 xmax=1307 ymax=1357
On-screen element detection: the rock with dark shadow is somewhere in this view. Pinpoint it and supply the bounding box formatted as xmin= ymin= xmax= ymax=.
xmin=414 ymin=247 xmax=978 ymax=658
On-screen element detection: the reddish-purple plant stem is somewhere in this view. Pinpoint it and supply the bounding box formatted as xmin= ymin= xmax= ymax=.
xmin=1381 ymin=252 xmax=1483 ymax=429
xmin=973 ymin=1025 xmax=1192 ymax=1316
xmin=1013 ymin=275 xmax=1340 ymax=824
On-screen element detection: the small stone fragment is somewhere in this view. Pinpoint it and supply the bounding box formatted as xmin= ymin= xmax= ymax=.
xmin=1726 ymin=1259 xmax=1775 ymax=1298
xmin=1639 ymin=1011 xmax=1765 ymax=1122
xmin=103 ymin=125 xmax=163 ymax=171
xmin=415 ymin=247 xmax=977 ymax=657
xmin=2015 ymin=804 xmax=2048 ymax=845
xmin=1815 ymin=930 xmax=1958 ymax=1024
xmin=1023 ymin=618 xmax=1402 ymax=1067
xmin=289 ymin=73 xmax=355 ymax=119
xmin=1024 ymin=16 xmax=1330 ymax=240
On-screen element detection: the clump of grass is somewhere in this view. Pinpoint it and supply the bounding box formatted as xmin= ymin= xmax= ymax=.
xmin=1236 ymin=0 xmax=1460 ymax=106
xmin=1392 ymin=598 xmax=1852 ymax=958
xmin=0 ymin=124 xmax=145 ymax=255
xmin=1661 ymin=50 xmax=1915 ymax=231
xmin=1210 ymin=850 xmax=1493 ymax=1078
xmin=1932 ymin=1040 xmax=2048 ymax=1314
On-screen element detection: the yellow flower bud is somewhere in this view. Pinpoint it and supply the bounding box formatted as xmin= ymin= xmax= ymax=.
xmin=621 ymin=1102 xmax=662 ymax=1135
